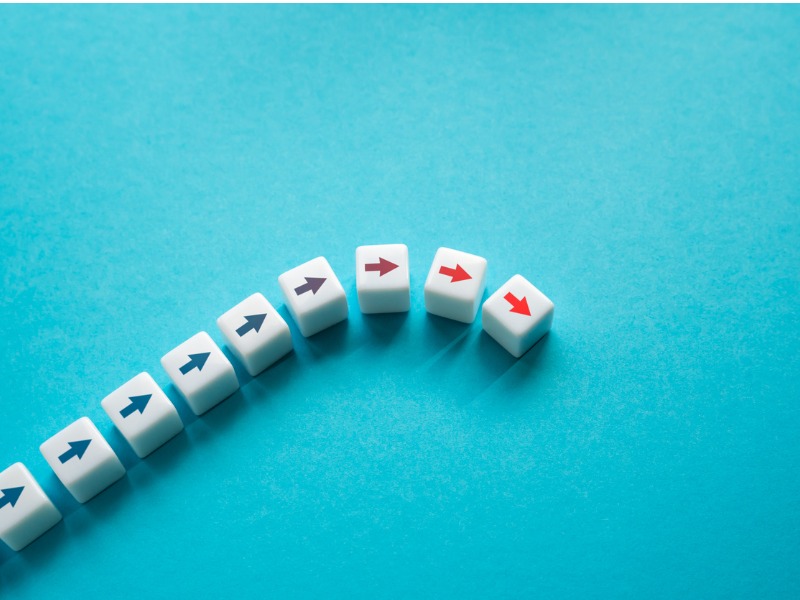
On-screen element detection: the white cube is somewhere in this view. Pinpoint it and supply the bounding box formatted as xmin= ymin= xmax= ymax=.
xmin=278 ymin=256 xmax=348 ymax=337
xmin=482 ymin=274 xmax=554 ymax=358
xmin=216 ymin=293 xmax=293 ymax=376
xmin=40 ymin=417 xmax=126 ymax=504
xmin=160 ymin=331 xmax=239 ymax=416
xmin=0 ymin=463 xmax=62 ymax=551
xmin=355 ymin=244 xmax=410 ymax=314
xmin=101 ymin=372 xmax=184 ymax=458
xmin=424 ymin=247 xmax=488 ymax=323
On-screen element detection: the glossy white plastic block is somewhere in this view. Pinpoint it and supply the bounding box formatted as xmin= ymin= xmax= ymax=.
xmin=0 ymin=463 xmax=61 ymax=551
xmin=40 ymin=417 xmax=125 ymax=504
xmin=482 ymin=274 xmax=554 ymax=358
xmin=424 ymin=247 xmax=488 ymax=323
xmin=160 ymin=331 xmax=239 ymax=415
xmin=217 ymin=293 xmax=293 ymax=377
xmin=278 ymin=256 xmax=348 ymax=337
xmin=101 ymin=372 xmax=184 ymax=458
xmin=355 ymin=243 xmax=410 ymax=314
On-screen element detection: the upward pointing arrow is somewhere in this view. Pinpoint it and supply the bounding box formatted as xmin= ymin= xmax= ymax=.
xmin=503 ymin=292 xmax=531 ymax=316
xmin=236 ymin=313 xmax=267 ymax=337
xmin=120 ymin=394 xmax=152 ymax=418
xmin=179 ymin=352 xmax=210 ymax=375
xmin=439 ymin=264 xmax=472 ymax=283
xmin=294 ymin=277 xmax=326 ymax=296
xmin=364 ymin=258 xmax=399 ymax=277
xmin=58 ymin=439 xmax=91 ymax=464
xmin=0 ymin=486 xmax=24 ymax=509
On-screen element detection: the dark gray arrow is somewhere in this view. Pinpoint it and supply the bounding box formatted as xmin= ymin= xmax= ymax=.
xmin=294 ymin=277 xmax=326 ymax=296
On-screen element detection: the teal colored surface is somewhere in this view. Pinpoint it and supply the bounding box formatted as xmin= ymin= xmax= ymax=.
xmin=1 ymin=5 xmax=799 ymax=598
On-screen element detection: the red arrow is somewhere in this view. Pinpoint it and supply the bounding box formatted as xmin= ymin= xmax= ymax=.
xmin=504 ymin=292 xmax=531 ymax=316
xmin=364 ymin=257 xmax=399 ymax=277
xmin=438 ymin=264 xmax=471 ymax=282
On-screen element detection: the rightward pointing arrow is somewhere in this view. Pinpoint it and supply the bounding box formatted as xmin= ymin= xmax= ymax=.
xmin=439 ymin=264 xmax=471 ymax=283
xmin=58 ymin=439 xmax=91 ymax=464
xmin=120 ymin=394 xmax=152 ymax=418
xmin=179 ymin=352 xmax=210 ymax=375
xmin=504 ymin=292 xmax=531 ymax=316
xmin=0 ymin=486 xmax=24 ymax=509
xmin=236 ymin=313 xmax=267 ymax=337
xmin=294 ymin=277 xmax=326 ymax=296
xmin=364 ymin=258 xmax=399 ymax=277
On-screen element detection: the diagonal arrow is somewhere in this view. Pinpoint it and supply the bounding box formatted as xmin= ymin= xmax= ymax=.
xmin=364 ymin=257 xmax=399 ymax=277
xmin=236 ymin=313 xmax=267 ymax=336
xmin=179 ymin=352 xmax=210 ymax=375
xmin=294 ymin=277 xmax=326 ymax=296
xmin=0 ymin=486 xmax=24 ymax=509
xmin=504 ymin=292 xmax=531 ymax=316
xmin=439 ymin=264 xmax=471 ymax=283
xmin=120 ymin=394 xmax=152 ymax=418
xmin=58 ymin=439 xmax=91 ymax=464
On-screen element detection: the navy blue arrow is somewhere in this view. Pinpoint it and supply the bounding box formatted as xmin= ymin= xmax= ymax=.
xmin=120 ymin=394 xmax=152 ymax=418
xmin=236 ymin=313 xmax=267 ymax=337
xmin=294 ymin=277 xmax=326 ymax=296
xmin=179 ymin=352 xmax=210 ymax=375
xmin=58 ymin=439 xmax=91 ymax=464
xmin=0 ymin=486 xmax=24 ymax=509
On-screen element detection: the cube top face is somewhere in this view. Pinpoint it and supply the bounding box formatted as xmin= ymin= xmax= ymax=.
xmin=39 ymin=417 xmax=125 ymax=502
xmin=424 ymin=247 xmax=488 ymax=322
xmin=355 ymin=244 xmax=409 ymax=293
xmin=0 ymin=462 xmax=61 ymax=549
xmin=217 ymin=293 xmax=290 ymax=358
xmin=101 ymin=373 xmax=179 ymax=439
xmin=278 ymin=256 xmax=348 ymax=337
xmin=483 ymin=274 xmax=554 ymax=336
xmin=160 ymin=331 xmax=235 ymax=400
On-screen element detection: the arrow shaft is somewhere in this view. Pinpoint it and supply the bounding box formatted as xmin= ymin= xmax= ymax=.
xmin=364 ymin=263 xmax=382 ymax=272
xmin=504 ymin=292 xmax=520 ymax=305
xmin=236 ymin=321 xmax=254 ymax=336
xmin=0 ymin=497 xmax=9 ymax=509
xmin=58 ymin=448 xmax=77 ymax=464
xmin=439 ymin=266 xmax=457 ymax=277
xmin=179 ymin=360 xmax=197 ymax=375
xmin=294 ymin=282 xmax=311 ymax=295
xmin=120 ymin=404 xmax=138 ymax=418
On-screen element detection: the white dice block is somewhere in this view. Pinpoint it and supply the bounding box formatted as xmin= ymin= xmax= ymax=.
xmin=424 ymin=247 xmax=488 ymax=323
xmin=40 ymin=417 xmax=126 ymax=504
xmin=217 ymin=293 xmax=293 ymax=377
xmin=278 ymin=256 xmax=348 ymax=337
xmin=101 ymin=372 xmax=184 ymax=458
xmin=355 ymin=244 xmax=410 ymax=314
xmin=0 ymin=463 xmax=61 ymax=551
xmin=160 ymin=331 xmax=239 ymax=415
xmin=482 ymin=274 xmax=554 ymax=358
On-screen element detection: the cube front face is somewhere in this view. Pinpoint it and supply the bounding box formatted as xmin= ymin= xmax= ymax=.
xmin=39 ymin=417 xmax=126 ymax=504
xmin=424 ymin=247 xmax=488 ymax=323
xmin=278 ymin=256 xmax=348 ymax=337
xmin=482 ymin=274 xmax=554 ymax=358
xmin=355 ymin=244 xmax=410 ymax=314
xmin=0 ymin=463 xmax=62 ymax=551
xmin=216 ymin=293 xmax=293 ymax=376
xmin=160 ymin=331 xmax=239 ymax=415
xmin=101 ymin=372 xmax=184 ymax=458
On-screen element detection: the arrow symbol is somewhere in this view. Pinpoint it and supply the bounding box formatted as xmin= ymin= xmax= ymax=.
xmin=236 ymin=313 xmax=267 ymax=337
xmin=120 ymin=394 xmax=152 ymax=418
xmin=439 ymin=264 xmax=471 ymax=283
xmin=294 ymin=277 xmax=326 ymax=296
xmin=504 ymin=292 xmax=531 ymax=316
xmin=0 ymin=486 xmax=24 ymax=509
xmin=58 ymin=439 xmax=91 ymax=464
xmin=364 ymin=258 xmax=399 ymax=277
xmin=179 ymin=352 xmax=210 ymax=375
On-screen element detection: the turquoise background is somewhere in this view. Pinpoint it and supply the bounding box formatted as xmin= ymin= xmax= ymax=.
xmin=1 ymin=5 xmax=798 ymax=598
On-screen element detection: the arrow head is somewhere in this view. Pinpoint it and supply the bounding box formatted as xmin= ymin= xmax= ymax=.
xmin=244 ymin=313 xmax=267 ymax=333
xmin=69 ymin=439 xmax=92 ymax=460
xmin=305 ymin=277 xmax=326 ymax=294
xmin=377 ymin=258 xmax=399 ymax=276
xmin=450 ymin=264 xmax=471 ymax=282
xmin=189 ymin=352 xmax=210 ymax=371
xmin=127 ymin=394 xmax=152 ymax=415
xmin=1 ymin=486 xmax=24 ymax=508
